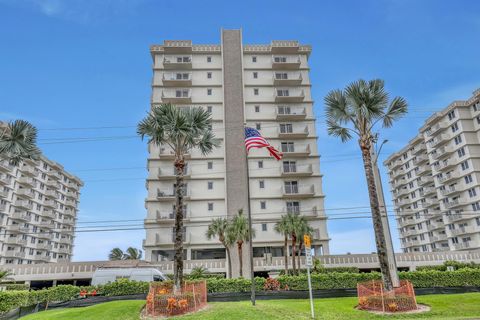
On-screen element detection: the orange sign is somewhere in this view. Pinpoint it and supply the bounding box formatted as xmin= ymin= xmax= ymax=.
xmin=304 ymin=235 xmax=311 ymax=248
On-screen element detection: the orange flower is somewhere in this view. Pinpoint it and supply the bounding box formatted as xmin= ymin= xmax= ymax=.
xmin=167 ymin=297 xmax=178 ymax=311
xmin=178 ymin=299 xmax=188 ymax=309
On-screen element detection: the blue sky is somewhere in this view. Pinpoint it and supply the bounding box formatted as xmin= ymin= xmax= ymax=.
xmin=1 ymin=0 xmax=479 ymax=261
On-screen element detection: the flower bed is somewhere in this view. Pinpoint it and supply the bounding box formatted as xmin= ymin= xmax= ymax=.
xmin=145 ymin=281 xmax=207 ymax=317
xmin=357 ymin=280 xmax=417 ymax=312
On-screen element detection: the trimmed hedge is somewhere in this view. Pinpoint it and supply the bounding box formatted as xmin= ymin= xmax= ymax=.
xmin=4 ymin=283 xmax=29 ymax=291
xmin=416 ymin=260 xmax=480 ymax=272
xmin=100 ymin=279 xmax=149 ymax=296
xmin=206 ymin=277 xmax=265 ymax=293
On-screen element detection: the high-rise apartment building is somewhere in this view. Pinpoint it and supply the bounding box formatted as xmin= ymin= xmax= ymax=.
xmin=385 ymin=89 xmax=480 ymax=253
xmin=0 ymin=145 xmax=83 ymax=265
xmin=143 ymin=30 xmax=329 ymax=275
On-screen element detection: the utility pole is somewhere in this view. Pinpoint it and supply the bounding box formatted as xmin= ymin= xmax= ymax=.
xmin=372 ymin=141 xmax=400 ymax=288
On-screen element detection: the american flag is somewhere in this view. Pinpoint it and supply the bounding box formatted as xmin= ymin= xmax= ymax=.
xmin=244 ymin=127 xmax=283 ymax=160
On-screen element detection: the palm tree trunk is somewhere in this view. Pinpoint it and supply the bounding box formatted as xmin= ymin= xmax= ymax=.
xmin=238 ymin=241 xmax=243 ymax=277
xmin=283 ymin=234 xmax=288 ymax=275
xmin=291 ymin=234 xmax=297 ymax=275
xmin=225 ymin=245 xmax=232 ymax=279
xmin=297 ymin=240 xmax=303 ymax=272
xmin=360 ymin=140 xmax=394 ymax=291
xmin=173 ymin=158 xmax=185 ymax=293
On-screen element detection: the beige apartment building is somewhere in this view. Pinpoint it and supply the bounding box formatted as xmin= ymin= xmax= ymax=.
xmin=143 ymin=29 xmax=329 ymax=275
xmin=0 ymin=149 xmax=83 ymax=265
xmin=385 ymin=89 xmax=480 ymax=253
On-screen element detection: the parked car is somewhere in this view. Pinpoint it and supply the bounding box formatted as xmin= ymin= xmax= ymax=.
xmin=91 ymin=268 xmax=166 ymax=286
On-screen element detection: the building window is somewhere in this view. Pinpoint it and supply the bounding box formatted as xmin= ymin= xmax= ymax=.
xmin=259 ymin=180 xmax=265 ymax=188
xmin=447 ymin=110 xmax=456 ymax=120
xmin=454 ymin=135 xmax=462 ymax=145
xmin=254 ymin=105 xmax=260 ymax=113
xmin=451 ymin=122 xmax=459 ymax=132
xmin=208 ymin=182 xmax=213 ymax=190
xmin=252 ymin=56 xmax=257 ymax=62
xmin=253 ymin=72 xmax=258 ymax=79
xmin=207 ymin=72 xmax=212 ymax=79
xmin=461 ymin=161 xmax=469 ymax=170
xmin=472 ymin=202 xmax=480 ymax=211
xmin=207 ymin=89 xmax=212 ymax=95
xmin=468 ymin=188 xmax=477 ymax=197
xmin=458 ymin=147 xmax=465 ymax=157
xmin=207 ymin=162 xmax=213 ymax=169
xmin=254 ymin=88 xmax=259 ymax=95
xmin=260 ymin=201 xmax=266 ymax=209
xmin=256 ymin=123 xmax=261 ymax=130
xmin=258 ymin=161 xmax=263 ymax=168
xmin=207 ymin=56 xmax=212 ymax=62
xmin=465 ymin=174 xmax=473 ymax=184
xmin=476 ymin=217 xmax=480 ymax=226
xmin=207 ymin=106 xmax=213 ymax=113
xmin=208 ymin=203 xmax=213 ymax=211
xmin=261 ymin=223 xmax=267 ymax=231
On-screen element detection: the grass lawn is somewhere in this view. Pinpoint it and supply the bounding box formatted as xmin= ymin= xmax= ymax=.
xmin=21 ymin=293 xmax=480 ymax=320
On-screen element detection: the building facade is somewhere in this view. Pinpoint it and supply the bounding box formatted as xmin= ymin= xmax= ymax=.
xmin=0 ymin=149 xmax=83 ymax=265
xmin=385 ymin=89 xmax=480 ymax=253
xmin=143 ymin=30 xmax=329 ymax=275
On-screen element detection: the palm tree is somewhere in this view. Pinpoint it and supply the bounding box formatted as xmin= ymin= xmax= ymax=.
xmin=0 ymin=270 xmax=12 ymax=282
xmin=138 ymin=103 xmax=220 ymax=291
xmin=124 ymin=247 xmax=142 ymax=260
xmin=325 ymin=79 xmax=407 ymax=290
xmin=108 ymin=248 xmax=124 ymax=261
xmin=274 ymin=215 xmax=290 ymax=275
xmin=285 ymin=213 xmax=302 ymax=275
xmin=0 ymin=120 xmax=41 ymax=166
xmin=227 ymin=209 xmax=255 ymax=277
xmin=206 ymin=218 xmax=234 ymax=278
xmin=296 ymin=218 xmax=313 ymax=272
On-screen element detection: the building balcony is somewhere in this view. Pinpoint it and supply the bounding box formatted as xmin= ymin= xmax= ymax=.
xmin=163 ymin=56 xmax=192 ymax=69
xmin=450 ymin=225 xmax=477 ymax=236
xmin=272 ymin=55 xmax=301 ymax=69
xmin=49 ymin=171 xmax=62 ymax=180
xmin=278 ymin=126 xmax=309 ymax=138
xmin=395 ymin=188 xmax=409 ymax=197
xmin=280 ymin=164 xmax=313 ymax=177
xmin=0 ymin=190 xmax=9 ymax=198
xmin=0 ymin=203 xmax=6 ymax=212
xmin=42 ymin=209 xmax=56 ymax=220
xmin=427 ymin=120 xmax=448 ymax=136
xmin=412 ymin=155 xmax=428 ymax=166
xmin=162 ymin=73 xmax=192 ymax=86
xmin=64 ymin=208 xmax=76 ymax=217
xmin=58 ymin=247 xmax=71 ymax=254
xmin=444 ymin=198 xmax=463 ymax=209
xmin=419 ymin=187 xmax=436 ymax=197
xmin=157 ymin=188 xmax=190 ymax=201
xmin=275 ymin=106 xmax=306 ymax=120
xmin=391 ymin=178 xmax=407 ymax=188
xmin=417 ymin=175 xmax=434 ymax=186
xmin=35 ymin=255 xmax=53 ymax=263
xmin=19 ymin=165 xmax=38 ymax=177
xmin=157 ymin=147 xmax=191 ymax=160
xmin=36 ymin=243 xmax=53 ymax=251
xmin=8 ymin=224 xmax=29 ymax=233
xmin=271 ymin=41 xmax=300 ymax=54
xmin=427 ymin=221 xmax=444 ymax=231
xmin=445 ymin=213 xmax=467 ymax=223
xmin=67 ymin=181 xmax=79 ymax=190
xmin=152 ymin=209 xmax=190 ymax=223
xmin=14 ymin=200 xmax=33 ymax=210
xmin=18 ymin=176 xmax=36 ymax=187
xmin=432 ymin=145 xmax=455 ymax=160
xmin=64 ymin=198 xmax=76 ymax=207
xmin=0 ymin=174 xmax=12 ymax=185
xmin=157 ymin=167 xmax=190 ymax=180
xmin=45 ymin=189 xmax=57 ymax=198
xmin=402 ymin=229 xmax=417 ymax=237
xmin=273 ymin=73 xmax=302 ymax=86
xmin=17 ymin=188 xmax=35 ymax=198
xmin=274 ymin=89 xmax=305 ymax=102
xmin=398 ymin=218 xmax=415 ymax=227
xmin=163 ymin=40 xmax=193 ymax=53
xmin=45 ymin=180 xmax=60 ymax=189
xmin=37 ymin=232 xmax=54 ymax=241
xmin=36 ymin=221 xmax=55 ymax=229
xmin=453 ymin=242 xmax=471 ymax=250
xmin=282 ymin=185 xmax=315 ymax=199
xmin=396 ymin=198 xmax=412 ymax=207
xmin=280 ymin=145 xmax=311 ymax=158
xmin=438 ymin=171 xmax=460 ymax=184
xmin=44 ymin=199 xmax=57 ymax=209
xmin=412 ymin=144 xmax=426 ymax=155
xmin=429 ymin=133 xmax=452 ymax=148
xmin=59 ymin=237 xmax=71 ymax=244
xmin=434 ymin=159 xmax=455 ymax=172
xmin=0 ymin=160 xmax=14 ymax=172
xmin=430 ymin=234 xmax=448 ymax=242
xmin=388 ymin=159 xmax=403 ymax=170
xmin=11 ymin=210 xmax=31 ymax=221
xmin=403 ymin=240 xmax=416 ymax=248
xmin=4 ymin=237 xmax=27 ymax=246
xmin=440 ymin=185 xmax=460 ymax=197
xmin=161 ymin=89 xmax=192 ymax=103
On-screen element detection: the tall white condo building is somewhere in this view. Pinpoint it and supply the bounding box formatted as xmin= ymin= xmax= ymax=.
xmin=143 ymin=29 xmax=329 ymax=276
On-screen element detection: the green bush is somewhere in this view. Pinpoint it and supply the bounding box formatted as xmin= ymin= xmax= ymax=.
xmin=0 ymin=290 xmax=30 ymax=313
xmin=101 ymin=279 xmax=149 ymax=296
xmin=206 ymin=277 xmax=265 ymax=293
xmin=416 ymin=260 xmax=480 ymax=272
xmin=399 ymin=269 xmax=480 ymax=288
xmin=4 ymin=284 xmax=29 ymax=291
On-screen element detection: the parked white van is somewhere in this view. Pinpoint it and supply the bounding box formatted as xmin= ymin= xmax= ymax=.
xmin=91 ymin=268 xmax=167 ymax=286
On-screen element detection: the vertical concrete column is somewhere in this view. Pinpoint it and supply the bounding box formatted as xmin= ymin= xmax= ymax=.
xmin=221 ymin=29 xmax=251 ymax=278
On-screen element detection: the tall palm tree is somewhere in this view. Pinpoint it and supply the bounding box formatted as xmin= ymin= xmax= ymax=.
xmin=206 ymin=218 xmax=234 ymax=278
xmin=124 ymin=247 xmax=142 ymax=260
xmin=108 ymin=248 xmax=124 ymax=261
xmin=285 ymin=213 xmax=302 ymax=275
xmin=296 ymin=218 xmax=313 ymax=272
xmin=138 ymin=103 xmax=220 ymax=291
xmin=274 ymin=215 xmax=290 ymax=275
xmin=0 ymin=120 xmax=41 ymax=165
xmin=325 ymin=79 xmax=407 ymax=290
xmin=227 ymin=209 xmax=255 ymax=277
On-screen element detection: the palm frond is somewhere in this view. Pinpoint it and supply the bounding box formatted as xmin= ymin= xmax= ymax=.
xmin=383 ymin=96 xmax=408 ymax=128
xmin=326 ymin=119 xmax=353 ymax=142
xmin=0 ymin=120 xmax=41 ymax=166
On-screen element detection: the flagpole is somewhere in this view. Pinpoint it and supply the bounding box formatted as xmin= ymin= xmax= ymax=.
xmin=244 ymin=125 xmax=256 ymax=306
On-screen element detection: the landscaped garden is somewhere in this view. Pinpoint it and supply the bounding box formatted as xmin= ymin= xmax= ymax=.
xmin=20 ymin=293 xmax=480 ymax=319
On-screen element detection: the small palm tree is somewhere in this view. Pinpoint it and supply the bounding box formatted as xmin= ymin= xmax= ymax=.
xmin=325 ymin=79 xmax=407 ymax=290
xmin=285 ymin=213 xmax=302 ymax=275
xmin=296 ymin=218 xmax=313 ymax=272
xmin=274 ymin=215 xmax=290 ymax=275
xmin=0 ymin=120 xmax=41 ymax=165
xmin=206 ymin=218 xmax=234 ymax=278
xmin=138 ymin=103 xmax=220 ymax=291
xmin=0 ymin=270 xmax=12 ymax=282
xmin=124 ymin=247 xmax=142 ymax=260
xmin=108 ymin=248 xmax=124 ymax=261
xmin=189 ymin=266 xmax=208 ymax=279
xmin=227 ymin=209 xmax=255 ymax=277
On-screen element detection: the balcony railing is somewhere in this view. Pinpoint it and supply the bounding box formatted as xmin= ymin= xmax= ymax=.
xmin=163 ymin=56 xmax=192 ymax=69
xmin=412 ymin=155 xmax=428 ymax=165
xmin=158 ymin=167 xmax=190 ymax=179
xmin=438 ymin=171 xmax=459 ymax=184
xmin=453 ymin=242 xmax=471 ymax=250
xmin=274 ymin=89 xmax=305 ymax=102
xmin=432 ymin=145 xmax=455 ymax=160
xmin=275 ymin=106 xmax=306 ymax=120
xmin=157 ymin=188 xmax=190 ymax=201
xmin=443 ymin=198 xmax=462 ymax=209
xmin=279 ymin=144 xmax=311 ymax=157
xmin=282 ymin=185 xmax=315 ymax=198
xmin=426 ymin=121 xmax=447 ymax=136
xmin=14 ymin=200 xmax=33 ymax=210
xmin=19 ymin=165 xmax=38 ymax=177
xmin=278 ymin=126 xmax=309 ymax=138
xmin=17 ymin=188 xmax=35 ymax=198
xmin=450 ymin=225 xmax=477 ymax=236
xmin=0 ymin=160 xmax=14 ymax=172
xmin=273 ymin=73 xmax=302 ymax=85
xmin=11 ymin=211 xmax=31 ymax=221
xmin=271 ymin=55 xmax=301 ymax=69
xmin=280 ymin=164 xmax=313 ymax=176
xmin=162 ymin=73 xmax=192 ymax=86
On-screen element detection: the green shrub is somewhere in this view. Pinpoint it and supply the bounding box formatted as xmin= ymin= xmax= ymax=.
xmin=416 ymin=260 xmax=480 ymax=272
xmin=206 ymin=277 xmax=265 ymax=293
xmin=399 ymin=269 xmax=480 ymax=287
xmin=101 ymin=279 xmax=149 ymax=296
xmin=0 ymin=290 xmax=30 ymax=314
xmin=4 ymin=284 xmax=29 ymax=291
